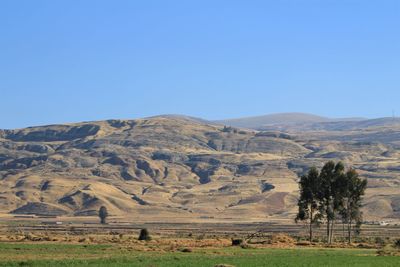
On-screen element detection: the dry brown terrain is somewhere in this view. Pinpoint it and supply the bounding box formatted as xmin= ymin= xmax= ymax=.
xmin=0 ymin=115 xmax=399 ymax=222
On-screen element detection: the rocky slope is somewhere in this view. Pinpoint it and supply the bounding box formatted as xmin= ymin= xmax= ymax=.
xmin=0 ymin=116 xmax=399 ymax=221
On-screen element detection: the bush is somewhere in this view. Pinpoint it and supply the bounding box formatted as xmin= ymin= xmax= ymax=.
xmin=394 ymin=239 xmax=400 ymax=248
xmin=179 ymin=247 xmax=192 ymax=253
xmin=138 ymin=228 xmax=151 ymax=241
xmin=375 ymin=237 xmax=386 ymax=246
xmin=231 ymin=239 xmax=243 ymax=246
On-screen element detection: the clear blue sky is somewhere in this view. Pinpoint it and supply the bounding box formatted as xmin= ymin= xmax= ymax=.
xmin=1 ymin=1 xmax=399 ymax=129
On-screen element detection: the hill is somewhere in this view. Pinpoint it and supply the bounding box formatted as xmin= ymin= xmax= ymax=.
xmin=0 ymin=116 xmax=399 ymax=222
xmin=215 ymin=112 xmax=366 ymax=130
xmin=214 ymin=112 xmax=331 ymax=129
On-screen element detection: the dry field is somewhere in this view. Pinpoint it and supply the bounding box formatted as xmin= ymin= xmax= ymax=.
xmin=0 ymin=217 xmax=398 ymax=266
xmin=0 ymin=226 xmax=399 ymax=266
xmin=1 ymin=217 xmax=399 ymax=245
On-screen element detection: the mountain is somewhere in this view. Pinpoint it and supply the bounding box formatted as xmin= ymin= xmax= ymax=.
xmin=146 ymin=114 xmax=213 ymax=125
xmin=214 ymin=113 xmax=330 ymax=129
xmin=0 ymin=115 xmax=399 ymax=222
xmin=257 ymin=117 xmax=400 ymax=132
xmin=215 ymin=113 xmax=400 ymax=132
xmin=215 ymin=112 xmax=366 ymax=130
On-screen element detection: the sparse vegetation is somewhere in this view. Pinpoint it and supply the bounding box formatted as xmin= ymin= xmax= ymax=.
xmin=222 ymin=126 xmax=238 ymax=133
xmin=0 ymin=225 xmax=397 ymax=266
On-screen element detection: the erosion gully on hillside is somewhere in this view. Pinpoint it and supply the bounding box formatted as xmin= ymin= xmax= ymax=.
xmin=0 ymin=116 xmax=399 ymax=222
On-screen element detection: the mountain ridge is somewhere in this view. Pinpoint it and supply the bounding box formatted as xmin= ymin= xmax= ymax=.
xmin=214 ymin=112 xmax=367 ymax=129
xmin=1 ymin=112 xmax=392 ymax=132
xmin=0 ymin=115 xmax=399 ymax=222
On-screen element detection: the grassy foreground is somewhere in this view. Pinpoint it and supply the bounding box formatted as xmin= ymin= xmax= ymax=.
xmin=0 ymin=243 xmax=398 ymax=267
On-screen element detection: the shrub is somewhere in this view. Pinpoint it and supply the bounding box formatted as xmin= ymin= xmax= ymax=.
xmin=231 ymin=239 xmax=243 ymax=246
xmin=179 ymin=247 xmax=192 ymax=253
xmin=375 ymin=237 xmax=386 ymax=246
xmin=394 ymin=239 xmax=400 ymax=248
xmin=138 ymin=228 xmax=151 ymax=241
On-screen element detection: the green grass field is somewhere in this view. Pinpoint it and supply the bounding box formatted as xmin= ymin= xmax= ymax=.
xmin=0 ymin=243 xmax=398 ymax=267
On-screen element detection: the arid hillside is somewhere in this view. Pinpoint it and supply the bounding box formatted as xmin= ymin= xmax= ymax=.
xmin=0 ymin=116 xmax=399 ymax=221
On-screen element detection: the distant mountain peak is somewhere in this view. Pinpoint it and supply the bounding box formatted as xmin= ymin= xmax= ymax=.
xmin=214 ymin=113 xmax=330 ymax=129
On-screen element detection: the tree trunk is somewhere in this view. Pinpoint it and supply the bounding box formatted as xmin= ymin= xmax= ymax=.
xmin=309 ymin=207 xmax=313 ymax=243
xmin=328 ymin=211 xmax=335 ymax=244
xmin=342 ymin=222 xmax=345 ymax=243
xmin=326 ymin=219 xmax=330 ymax=243
xmin=347 ymin=202 xmax=352 ymax=244
xmin=348 ymin=221 xmax=352 ymax=244
xmin=328 ymin=220 xmax=334 ymax=243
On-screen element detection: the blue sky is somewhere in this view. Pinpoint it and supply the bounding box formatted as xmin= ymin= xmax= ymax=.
xmin=1 ymin=0 xmax=399 ymax=129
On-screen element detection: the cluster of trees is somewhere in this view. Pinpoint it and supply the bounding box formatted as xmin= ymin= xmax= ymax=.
xmin=296 ymin=161 xmax=367 ymax=244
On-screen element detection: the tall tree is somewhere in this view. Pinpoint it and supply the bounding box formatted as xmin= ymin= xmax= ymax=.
xmin=295 ymin=167 xmax=323 ymax=242
xmin=317 ymin=161 xmax=346 ymax=243
xmin=99 ymin=206 xmax=108 ymax=224
xmin=296 ymin=162 xmax=367 ymax=244
xmin=340 ymin=169 xmax=367 ymax=243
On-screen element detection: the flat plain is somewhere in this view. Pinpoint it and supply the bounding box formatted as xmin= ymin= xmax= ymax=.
xmin=0 ymin=219 xmax=398 ymax=267
xmin=0 ymin=243 xmax=398 ymax=267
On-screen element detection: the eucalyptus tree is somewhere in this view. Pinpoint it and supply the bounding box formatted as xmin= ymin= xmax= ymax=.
xmin=319 ymin=161 xmax=346 ymax=243
xmin=340 ymin=169 xmax=367 ymax=243
xmin=295 ymin=167 xmax=323 ymax=242
xmin=297 ymin=161 xmax=367 ymax=244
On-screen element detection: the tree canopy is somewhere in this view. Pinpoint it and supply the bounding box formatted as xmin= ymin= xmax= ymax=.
xmin=296 ymin=161 xmax=367 ymax=243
